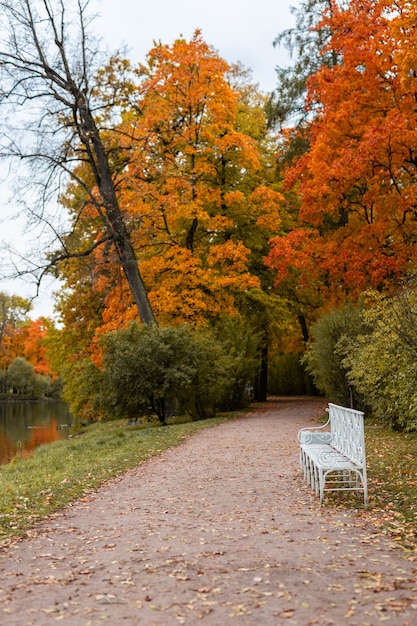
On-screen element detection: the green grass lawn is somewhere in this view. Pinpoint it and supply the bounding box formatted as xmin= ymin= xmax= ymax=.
xmin=321 ymin=419 xmax=417 ymax=551
xmin=363 ymin=421 xmax=417 ymax=550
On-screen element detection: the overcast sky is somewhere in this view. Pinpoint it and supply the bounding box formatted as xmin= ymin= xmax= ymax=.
xmin=97 ymin=0 xmax=294 ymax=92
xmin=0 ymin=0 xmax=295 ymax=317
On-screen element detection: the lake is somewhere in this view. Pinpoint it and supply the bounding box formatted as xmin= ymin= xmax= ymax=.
xmin=0 ymin=400 xmax=74 ymax=465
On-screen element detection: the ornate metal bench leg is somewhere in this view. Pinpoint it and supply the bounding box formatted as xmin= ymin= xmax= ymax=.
xmin=319 ymin=470 xmax=325 ymax=504
xmin=363 ymin=480 xmax=368 ymax=507
xmin=315 ymin=466 xmax=320 ymax=496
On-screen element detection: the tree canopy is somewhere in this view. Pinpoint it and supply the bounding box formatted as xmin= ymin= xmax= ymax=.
xmin=267 ymin=0 xmax=417 ymax=313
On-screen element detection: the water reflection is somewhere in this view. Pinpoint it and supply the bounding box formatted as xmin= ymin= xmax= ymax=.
xmin=0 ymin=401 xmax=73 ymax=464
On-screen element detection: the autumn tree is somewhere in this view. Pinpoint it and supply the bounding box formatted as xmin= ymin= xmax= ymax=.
xmin=6 ymin=357 xmax=37 ymax=395
xmin=101 ymin=33 xmax=285 ymax=401
xmin=0 ymin=292 xmax=31 ymax=370
xmin=96 ymin=31 xmax=284 ymax=329
xmin=264 ymin=0 xmax=345 ymax=343
xmin=56 ymin=34 xmax=284 ymax=330
xmin=23 ymin=318 xmax=54 ymax=377
xmin=267 ymin=0 xmax=417 ymax=320
xmin=0 ymin=0 xmax=155 ymax=324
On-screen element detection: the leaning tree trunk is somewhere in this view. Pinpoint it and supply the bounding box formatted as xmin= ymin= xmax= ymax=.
xmin=76 ymin=96 xmax=156 ymax=325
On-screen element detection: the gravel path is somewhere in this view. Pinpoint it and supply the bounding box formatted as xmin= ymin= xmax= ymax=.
xmin=1 ymin=397 xmax=416 ymax=625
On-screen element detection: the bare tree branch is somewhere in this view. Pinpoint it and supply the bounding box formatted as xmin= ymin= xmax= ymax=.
xmin=0 ymin=0 xmax=156 ymax=323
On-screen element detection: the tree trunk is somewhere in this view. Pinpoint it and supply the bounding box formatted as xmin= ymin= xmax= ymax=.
xmin=298 ymin=310 xmax=309 ymax=343
xmin=254 ymin=332 xmax=268 ymax=402
xmin=77 ymin=97 xmax=156 ymax=325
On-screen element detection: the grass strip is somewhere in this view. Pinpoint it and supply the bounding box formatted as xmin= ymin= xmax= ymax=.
xmin=0 ymin=414 xmax=236 ymax=544
xmin=322 ymin=419 xmax=417 ymax=551
xmin=363 ymin=421 xmax=417 ymax=550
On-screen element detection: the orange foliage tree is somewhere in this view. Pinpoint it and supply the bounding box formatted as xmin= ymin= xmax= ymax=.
xmin=23 ymin=318 xmax=54 ymax=376
xmin=49 ymin=33 xmax=288 ymax=405
xmin=0 ymin=292 xmax=54 ymax=377
xmin=115 ymin=32 xmax=281 ymax=328
xmin=66 ymin=32 xmax=283 ymax=334
xmin=267 ymin=0 xmax=417 ymax=311
xmin=0 ymin=293 xmax=31 ymax=370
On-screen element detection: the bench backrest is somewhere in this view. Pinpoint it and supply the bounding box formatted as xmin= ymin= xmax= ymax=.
xmin=329 ymin=403 xmax=366 ymax=467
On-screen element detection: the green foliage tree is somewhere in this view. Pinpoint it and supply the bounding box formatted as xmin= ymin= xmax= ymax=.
xmin=99 ymin=323 xmax=235 ymax=424
xmin=61 ymin=357 xmax=105 ymax=423
xmin=7 ymin=357 xmax=36 ymax=395
xmin=343 ymin=287 xmax=417 ymax=431
xmin=179 ymin=330 xmax=231 ymax=420
xmin=268 ymin=0 xmax=339 ymax=130
xmin=212 ymin=316 xmax=260 ymax=410
xmin=32 ymin=374 xmax=53 ymax=399
xmin=235 ymin=289 xmax=295 ymax=402
xmin=302 ymin=302 xmax=367 ymax=406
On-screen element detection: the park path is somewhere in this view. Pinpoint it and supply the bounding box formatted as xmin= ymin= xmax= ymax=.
xmin=0 ymin=397 xmax=416 ymax=626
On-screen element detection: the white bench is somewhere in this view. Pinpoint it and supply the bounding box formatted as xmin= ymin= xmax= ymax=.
xmin=298 ymin=403 xmax=368 ymax=505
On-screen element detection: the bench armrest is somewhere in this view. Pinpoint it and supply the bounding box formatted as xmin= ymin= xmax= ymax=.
xmin=298 ymin=430 xmax=332 ymax=444
xmin=298 ymin=410 xmax=331 ymax=443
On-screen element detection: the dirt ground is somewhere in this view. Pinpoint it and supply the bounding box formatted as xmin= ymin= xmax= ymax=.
xmin=1 ymin=397 xmax=416 ymax=626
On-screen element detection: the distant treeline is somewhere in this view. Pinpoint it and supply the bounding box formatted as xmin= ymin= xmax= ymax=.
xmin=0 ymin=357 xmax=62 ymax=400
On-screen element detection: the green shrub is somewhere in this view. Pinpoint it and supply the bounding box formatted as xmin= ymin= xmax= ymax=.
xmin=62 ymin=321 xmax=261 ymax=423
xmin=99 ymin=323 xmax=201 ymax=423
xmin=343 ymin=289 xmax=417 ymax=431
xmin=180 ymin=330 xmax=230 ymax=419
xmin=302 ymin=302 xmax=368 ymax=407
